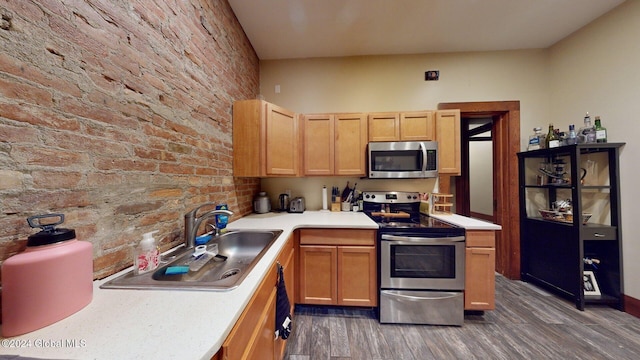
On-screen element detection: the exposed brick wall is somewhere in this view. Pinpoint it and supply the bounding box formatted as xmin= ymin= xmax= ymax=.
xmin=0 ymin=0 xmax=260 ymax=279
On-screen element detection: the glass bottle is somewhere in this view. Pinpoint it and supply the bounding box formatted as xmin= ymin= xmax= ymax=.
xmin=594 ymin=116 xmax=607 ymax=143
xmin=545 ymin=123 xmax=559 ymax=148
xmin=567 ymin=124 xmax=577 ymax=145
xmin=528 ymin=127 xmax=543 ymax=150
xmin=578 ymin=112 xmax=596 ymax=143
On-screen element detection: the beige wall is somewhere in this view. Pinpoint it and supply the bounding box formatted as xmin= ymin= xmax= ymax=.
xmin=259 ymin=1 xmax=639 ymax=300
xmin=548 ymin=0 xmax=640 ymax=298
xmin=259 ymin=50 xmax=550 ymax=206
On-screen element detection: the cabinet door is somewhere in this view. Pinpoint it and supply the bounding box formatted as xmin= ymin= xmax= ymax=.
xmin=465 ymin=230 xmax=495 ymax=310
xmin=265 ymin=103 xmax=299 ymax=176
xmin=368 ymin=112 xmax=400 ymax=142
xmin=298 ymin=245 xmax=337 ymax=305
xmin=274 ymin=240 xmax=295 ymax=360
xmin=436 ymin=110 xmax=461 ymax=175
xmin=400 ymin=111 xmax=434 ymax=141
xmin=245 ymin=287 xmax=276 ymax=360
xmin=465 ymin=247 xmax=496 ymax=310
xmin=337 ymin=246 xmax=377 ymax=306
xmin=221 ymin=257 xmax=278 ymax=359
xmin=303 ymin=114 xmax=335 ymax=175
xmin=334 ymin=113 xmax=368 ymax=176
xmin=233 ymin=99 xmax=264 ymax=177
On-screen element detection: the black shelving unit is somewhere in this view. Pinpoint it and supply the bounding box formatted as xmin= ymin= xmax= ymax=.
xmin=518 ymin=143 xmax=625 ymax=310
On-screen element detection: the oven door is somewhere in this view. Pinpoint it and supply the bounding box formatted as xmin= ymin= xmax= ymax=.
xmin=380 ymin=233 xmax=465 ymax=290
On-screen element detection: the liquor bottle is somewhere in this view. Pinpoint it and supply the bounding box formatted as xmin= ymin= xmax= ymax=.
xmin=567 ymin=124 xmax=577 ymax=145
xmin=594 ymin=116 xmax=607 ymax=143
xmin=545 ymin=123 xmax=559 ymax=148
xmin=578 ymin=112 xmax=596 ymax=143
xmin=527 ymin=127 xmax=543 ymax=150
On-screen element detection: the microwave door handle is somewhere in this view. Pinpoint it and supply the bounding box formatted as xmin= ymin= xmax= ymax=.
xmin=419 ymin=142 xmax=428 ymax=173
xmin=381 ymin=234 xmax=465 ymax=243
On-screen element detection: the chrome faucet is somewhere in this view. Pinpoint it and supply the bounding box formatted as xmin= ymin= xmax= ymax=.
xmin=184 ymin=203 xmax=234 ymax=249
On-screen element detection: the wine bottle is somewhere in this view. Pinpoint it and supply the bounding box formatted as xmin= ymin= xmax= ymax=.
xmin=545 ymin=123 xmax=559 ymax=148
xmin=594 ymin=116 xmax=607 ymax=143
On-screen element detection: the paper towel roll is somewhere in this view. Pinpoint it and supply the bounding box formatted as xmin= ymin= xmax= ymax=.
xmin=322 ymin=186 xmax=328 ymax=210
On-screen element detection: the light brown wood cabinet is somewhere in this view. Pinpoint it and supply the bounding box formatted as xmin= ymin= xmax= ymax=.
xmin=297 ymin=229 xmax=377 ymax=306
xmin=368 ymin=111 xmax=435 ymax=142
xmin=435 ymin=109 xmax=461 ymax=175
xmin=217 ymin=234 xmax=295 ymax=360
xmin=302 ymin=113 xmax=368 ymax=176
xmin=464 ymin=230 xmax=496 ymax=311
xmin=233 ymin=100 xmax=300 ymax=177
xmin=302 ymin=113 xmax=334 ymax=176
xmin=274 ymin=235 xmax=295 ymax=360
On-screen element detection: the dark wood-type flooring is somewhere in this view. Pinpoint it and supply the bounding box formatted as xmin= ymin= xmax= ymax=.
xmin=284 ymin=274 xmax=640 ymax=359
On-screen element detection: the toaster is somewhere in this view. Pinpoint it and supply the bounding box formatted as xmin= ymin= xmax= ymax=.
xmin=288 ymin=197 xmax=305 ymax=213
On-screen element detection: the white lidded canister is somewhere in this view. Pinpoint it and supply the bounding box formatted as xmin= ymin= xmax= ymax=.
xmin=1 ymin=214 xmax=93 ymax=337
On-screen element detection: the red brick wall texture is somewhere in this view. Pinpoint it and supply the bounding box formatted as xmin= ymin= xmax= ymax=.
xmin=0 ymin=0 xmax=260 ymax=279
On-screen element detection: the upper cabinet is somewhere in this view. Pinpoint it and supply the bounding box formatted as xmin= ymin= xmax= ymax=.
xmin=303 ymin=113 xmax=368 ymax=176
xmin=368 ymin=111 xmax=435 ymax=142
xmin=335 ymin=113 xmax=368 ymax=176
xmin=302 ymin=114 xmax=334 ymax=176
xmin=233 ymin=100 xmax=300 ymax=177
xmin=233 ymin=100 xmax=460 ymax=178
xmin=368 ymin=112 xmax=400 ymax=142
xmin=436 ymin=110 xmax=461 ymax=175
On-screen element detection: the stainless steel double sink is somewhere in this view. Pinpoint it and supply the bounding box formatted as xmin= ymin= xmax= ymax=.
xmin=100 ymin=229 xmax=283 ymax=291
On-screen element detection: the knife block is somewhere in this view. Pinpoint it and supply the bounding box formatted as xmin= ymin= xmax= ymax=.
xmin=331 ymin=197 xmax=341 ymax=212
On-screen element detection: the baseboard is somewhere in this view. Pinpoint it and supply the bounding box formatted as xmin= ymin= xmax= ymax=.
xmin=624 ymin=294 xmax=640 ymax=318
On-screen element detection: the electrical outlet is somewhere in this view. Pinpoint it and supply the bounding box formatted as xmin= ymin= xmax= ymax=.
xmin=275 ymin=84 xmax=281 ymax=93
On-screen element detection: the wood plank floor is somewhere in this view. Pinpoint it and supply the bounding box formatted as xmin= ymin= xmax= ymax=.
xmin=284 ymin=274 xmax=640 ymax=359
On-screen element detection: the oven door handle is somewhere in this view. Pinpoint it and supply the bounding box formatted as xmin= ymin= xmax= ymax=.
xmin=381 ymin=234 xmax=465 ymax=243
xmin=384 ymin=290 xmax=461 ymax=302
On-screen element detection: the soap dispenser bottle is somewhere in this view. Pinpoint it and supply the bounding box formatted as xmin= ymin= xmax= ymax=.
xmin=135 ymin=230 xmax=159 ymax=275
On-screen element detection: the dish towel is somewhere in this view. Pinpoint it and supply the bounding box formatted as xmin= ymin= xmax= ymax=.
xmin=275 ymin=263 xmax=292 ymax=339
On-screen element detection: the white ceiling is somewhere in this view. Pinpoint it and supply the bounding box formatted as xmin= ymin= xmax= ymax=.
xmin=228 ymin=0 xmax=625 ymax=60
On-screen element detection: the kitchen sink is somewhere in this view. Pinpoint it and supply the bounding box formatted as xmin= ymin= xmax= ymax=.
xmin=100 ymin=229 xmax=283 ymax=291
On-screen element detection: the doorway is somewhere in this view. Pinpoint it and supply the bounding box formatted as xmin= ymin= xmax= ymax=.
xmin=461 ymin=116 xmax=496 ymax=223
xmin=438 ymin=101 xmax=521 ymax=280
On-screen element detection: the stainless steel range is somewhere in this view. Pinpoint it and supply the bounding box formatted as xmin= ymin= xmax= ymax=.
xmin=363 ymin=191 xmax=466 ymax=326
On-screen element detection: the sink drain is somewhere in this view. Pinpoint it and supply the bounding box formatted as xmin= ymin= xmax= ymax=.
xmin=220 ymin=268 xmax=240 ymax=280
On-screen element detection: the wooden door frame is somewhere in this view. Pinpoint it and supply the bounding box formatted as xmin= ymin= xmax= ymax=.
xmin=438 ymin=101 xmax=521 ymax=280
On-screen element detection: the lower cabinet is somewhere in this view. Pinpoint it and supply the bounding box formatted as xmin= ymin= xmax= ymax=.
xmin=297 ymin=229 xmax=377 ymax=307
xmin=215 ymin=234 xmax=294 ymax=360
xmin=464 ymin=230 xmax=496 ymax=310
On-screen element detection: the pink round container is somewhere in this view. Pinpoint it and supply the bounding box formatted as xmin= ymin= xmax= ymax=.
xmin=1 ymin=214 xmax=93 ymax=337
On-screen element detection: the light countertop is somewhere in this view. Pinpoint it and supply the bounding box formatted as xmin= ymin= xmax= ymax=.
xmin=0 ymin=211 xmax=377 ymax=360
xmin=430 ymin=213 xmax=502 ymax=230
xmin=0 ymin=211 xmax=499 ymax=359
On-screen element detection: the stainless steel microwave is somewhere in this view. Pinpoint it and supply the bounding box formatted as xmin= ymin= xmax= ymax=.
xmin=368 ymin=141 xmax=438 ymax=179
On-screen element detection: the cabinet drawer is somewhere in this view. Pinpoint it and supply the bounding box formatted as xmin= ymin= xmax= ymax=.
xmin=465 ymin=230 xmax=495 ymax=248
xmin=582 ymin=226 xmax=616 ymax=241
xmin=299 ymin=229 xmax=375 ymax=246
